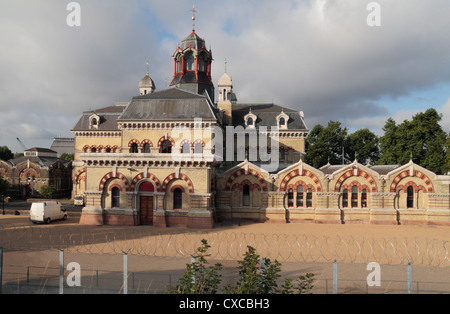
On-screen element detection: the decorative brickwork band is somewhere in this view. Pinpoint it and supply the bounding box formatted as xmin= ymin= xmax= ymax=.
xmin=280 ymin=169 xmax=322 ymax=192
xmin=225 ymin=168 xmax=268 ymax=191
xmin=389 ymin=170 xmax=434 ymax=193
xmin=130 ymin=172 xmax=161 ymax=192
xmin=334 ymin=169 xmax=377 ymax=193
xmin=161 ymin=173 xmax=194 ymax=193
xmin=99 ymin=172 xmax=130 ymax=191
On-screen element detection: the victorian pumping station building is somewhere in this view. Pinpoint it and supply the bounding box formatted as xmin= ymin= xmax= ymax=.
xmin=71 ymin=14 xmax=450 ymax=228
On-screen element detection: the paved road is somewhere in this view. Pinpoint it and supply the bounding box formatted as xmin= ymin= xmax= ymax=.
xmin=1 ymin=199 xmax=82 ymax=215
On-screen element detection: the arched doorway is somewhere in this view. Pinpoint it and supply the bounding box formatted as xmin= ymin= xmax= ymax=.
xmin=139 ymin=181 xmax=155 ymax=225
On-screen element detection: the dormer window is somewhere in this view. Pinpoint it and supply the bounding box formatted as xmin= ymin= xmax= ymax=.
xmin=244 ymin=111 xmax=257 ymax=128
xmin=89 ymin=114 xmax=100 ymax=130
xmin=276 ymin=112 xmax=289 ymax=130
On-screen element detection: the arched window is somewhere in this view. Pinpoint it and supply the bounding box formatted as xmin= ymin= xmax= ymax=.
xmin=198 ymin=57 xmax=205 ymax=72
xmin=105 ymin=147 xmax=111 ymax=153
xmin=130 ymin=143 xmax=138 ymax=153
xmin=194 ymin=143 xmax=203 ymax=154
xmin=161 ymin=140 xmax=172 ymax=154
xmin=247 ymin=117 xmax=253 ymax=126
xmin=173 ymin=188 xmax=183 ymax=209
xmin=343 ymin=189 xmax=348 ymax=208
xmin=407 ymin=186 xmax=414 ymax=208
xmin=177 ymin=58 xmax=182 ymax=72
xmin=111 ymin=187 xmax=120 ymax=208
xmin=351 ymin=186 xmax=358 ymax=208
xmin=182 ymin=143 xmax=191 ymax=154
xmin=306 ymin=189 xmax=312 ymax=208
xmin=91 ymin=147 xmax=97 ymax=153
xmin=186 ymin=53 xmax=195 ymax=71
xmin=243 ymin=184 xmax=250 ymax=206
xmin=279 ymin=117 xmax=285 ymax=126
xmin=143 ymin=143 xmax=151 ymax=154
xmin=361 ymin=189 xmax=367 ymax=208
xmin=279 ymin=148 xmax=285 ymax=162
xmin=296 ymin=186 xmax=304 ymax=207
xmin=288 ymin=189 xmax=294 ymax=208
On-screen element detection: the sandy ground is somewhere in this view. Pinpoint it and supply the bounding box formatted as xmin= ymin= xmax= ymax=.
xmin=1 ymin=215 xmax=449 ymax=294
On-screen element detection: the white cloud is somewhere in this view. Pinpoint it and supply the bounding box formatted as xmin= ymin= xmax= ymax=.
xmin=438 ymin=98 xmax=450 ymax=132
xmin=1 ymin=0 xmax=450 ymax=153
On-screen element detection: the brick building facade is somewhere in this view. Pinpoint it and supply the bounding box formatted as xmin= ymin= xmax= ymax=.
xmin=71 ymin=25 xmax=450 ymax=227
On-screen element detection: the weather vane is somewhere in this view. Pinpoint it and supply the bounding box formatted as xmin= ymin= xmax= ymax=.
xmin=192 ymin=4 xmax=197 ymax=31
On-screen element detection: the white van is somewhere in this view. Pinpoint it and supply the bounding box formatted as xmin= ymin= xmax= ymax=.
xmin=30 ymin=201 xmax=67 ymax=224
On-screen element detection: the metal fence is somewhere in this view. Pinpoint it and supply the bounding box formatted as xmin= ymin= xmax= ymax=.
xmin=1 ymin=222 xmax=450 ymax=294
xmin=1 ymin=223 xmax=449 ymax=267
xmin=2 ymin=255 xmax=450 ymax=294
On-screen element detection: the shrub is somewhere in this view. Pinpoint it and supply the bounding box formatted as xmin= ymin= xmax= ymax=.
xmin=166 ymin=239 xmax=316 ymax=294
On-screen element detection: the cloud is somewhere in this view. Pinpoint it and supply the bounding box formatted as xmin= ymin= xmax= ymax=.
xmin=0 ymin=0 xmax=449 ymax=153
xmin=438 ymin=98 xmax=450 ymax=132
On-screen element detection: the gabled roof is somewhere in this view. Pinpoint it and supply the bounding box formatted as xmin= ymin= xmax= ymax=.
xmin=118 ymin=88 xmax=218 ymax=121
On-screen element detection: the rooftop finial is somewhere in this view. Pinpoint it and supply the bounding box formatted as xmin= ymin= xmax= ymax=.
xmin=192 ymin=4 xmax=197 ymax=32
xmin=146 ymin=60 xmax=149 ymax=75
xmin=224 ymin=58 xmax=227 ymax=73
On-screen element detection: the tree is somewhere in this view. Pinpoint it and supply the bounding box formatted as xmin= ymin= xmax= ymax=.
xmin=0 ymin=146 xmax=13 ymax=161
xmin=443 ymin=133 xmax=450 ymax=174
xmin=166 ymin=240 xmax=317 ymax=294
xmin=40 ymin=185 xmax=56 ymax=199
xmin=223 ymin=245 xmax=316 ymax=294
xmin=59 ymin=153 xmax=74 ymax=162
xmin=223 ymin=246 xmax=282 ymax=294
xmin=345 ymin=128 xmax=380 ymax=164
xmin=378 ymin=109 xmax=446 ymax=174
xmin=306 ymin=121 xmax=348 ymax=168
xmin=0 ymin=175 xmax=10 ymax=214
xmin=164 ymin=239 xmax=223 ymax=294
xmin=378 ymin=118 xmax=399 ymax=165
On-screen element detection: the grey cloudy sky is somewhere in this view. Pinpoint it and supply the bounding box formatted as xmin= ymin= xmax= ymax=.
xmin=1 ymin=0 xmax=450 ymax=153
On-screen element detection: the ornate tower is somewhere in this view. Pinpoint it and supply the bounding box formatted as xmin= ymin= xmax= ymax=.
xmin=139 ymin=61 xmax=155 ymax=95
xmin=169 ymin=5 xmax=215 ymax=102
xmin=217 ymin=60 xmax=236 ymax=126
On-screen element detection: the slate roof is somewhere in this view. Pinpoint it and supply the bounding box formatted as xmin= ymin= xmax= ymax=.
xmin=170 ymin=71 xmax=212 ymax=86
xmin=231 ymin=103 xmax=307 ymax=130
xmin=7 ymin=156 xmax=70 ymax=168
xmin=118 ymin=88 xmax=218 ymax=121
xmin=180 ymin=31 xmax=206 ymax=50
xmin=369 ymin=165 xmax=401 ymax=175
xmin=71 ymin=105 xmax=127 ymax=131
xmin=319 ymin=163 xmax=402 ymax=176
